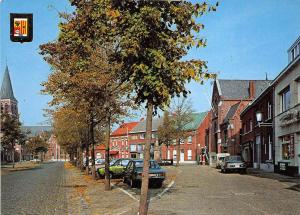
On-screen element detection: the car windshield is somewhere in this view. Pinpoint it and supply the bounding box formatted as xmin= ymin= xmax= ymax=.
xmin=226 ymin=156 xmax=242 ymax=162
xmin=219 ymin=157 xmax=225 ymax=161
xmin=110 ymin=160 xmax=116 ymax=165
xmin=135 ymin=161 xmax=160 ymax=169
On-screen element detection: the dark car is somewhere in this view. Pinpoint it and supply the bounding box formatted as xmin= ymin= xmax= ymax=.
xmin=123 ymin=159 xmax=166 ymax=188
xmin=221 ymin=155 xmax=247 ymax=174
xmin=97 ymin=158 xmax=132 ymax=179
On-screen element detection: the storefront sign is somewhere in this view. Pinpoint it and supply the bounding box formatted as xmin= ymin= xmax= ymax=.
xmin=280 ymin=110 xmax=300 ymax=127
xmin=290 ymin=134 xmax=295 ymax=158
xmin=280 ymin=163 xmax=286 ymax=171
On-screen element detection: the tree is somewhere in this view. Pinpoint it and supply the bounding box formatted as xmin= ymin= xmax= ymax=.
xmin=170 ymin=97 xmax=194 ymax=166
xmin=40 ymin=1 xmax=133 ymax=187
xmin=25 ymin=135 xmax=49 ymax=162
xmin=157 ymin=111 xmax=176 ymax=160
xmin=1 ymin=113 xmax=26 ymax=168
xmin=108 ymin=2 xmax=218 ymax=214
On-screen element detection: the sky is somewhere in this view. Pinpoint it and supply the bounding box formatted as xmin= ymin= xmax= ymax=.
xmin=1 ymin=0 xmax=300 ymax=126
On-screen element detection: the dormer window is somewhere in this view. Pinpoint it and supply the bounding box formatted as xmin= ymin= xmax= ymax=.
xmin=288 ymin=37 xmax=300 ymax=63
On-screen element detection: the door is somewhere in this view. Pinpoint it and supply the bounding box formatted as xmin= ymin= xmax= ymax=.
xmin=255 ymin=135 xmax=261 ymax=169
xmin=180 ymin=149 xmax=184 ymax=162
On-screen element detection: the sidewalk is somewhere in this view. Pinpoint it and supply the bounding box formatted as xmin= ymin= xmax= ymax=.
xmin=1 ymin=161 xmax=41 ymax=175
xmin=64 ymin=162 xmax=138 ymax=215
xmin=247 ymin=168 xmax=300 ymax=191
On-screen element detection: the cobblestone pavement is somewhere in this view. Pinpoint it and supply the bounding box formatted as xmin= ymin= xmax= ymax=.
xmin=147 ymin=165 xmax=300 ymax=215
xmin=1 ymin=162 xmax=68 ymax=215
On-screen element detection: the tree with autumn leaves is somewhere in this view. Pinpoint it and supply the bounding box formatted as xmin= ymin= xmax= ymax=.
xmin=40 ymin=0 xmax=217 ymax=214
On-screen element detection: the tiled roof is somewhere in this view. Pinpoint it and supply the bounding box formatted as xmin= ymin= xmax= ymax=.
xmin=111 ymin=122 xmax=139 ymax=136
xmin=22 ymin=126 xmax=52 ymax=137
xmin=217 ymin=79 xmax=272 ymax=100
xmin=130 ymin=112 xmax=208 ymax=133
xmin=223 ymin=102 xmax=240 ymax=123
xmin=130 ymin=117 xmax=164 ymax=133
xmin=0 ymin=66 xmax=17 ymax=101
xmin=183 ymin=112 xmax=208 ymax=131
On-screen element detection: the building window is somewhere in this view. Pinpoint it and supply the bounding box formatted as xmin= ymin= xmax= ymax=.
xmin=268 ymin=134 xmax=272 ymax=160
xmin=224 ymin=129 xmax=228 ymax=143
xmin=140 ymin=134 xmax=145 ymax=139
xmin=173 ymin=150 xmax=177 ymax=161
xmin=249 ymin=120 xmax=253 ymax=131
xmin=187 ymin=136 xmax=192 ymax=144
xmin=187 ymin=150 xmax=192 ymax=160
xmin=281 ymin=135 xmax=291 ymax=160
xmin=151 ymin=133 xmax=156 ymax=139
xmin=130 ymin=145 xmax=136 ymax=152
xmin=243 ymin=123 xmax=246 ymax=134
xmin=267 ymin=101 xmax=272 ymax=119
xmin=281 ymin=87 xmax=291 ymax=112
xmin=180 ymin=138 xmax=184 ymax=144
xmin=297 ymin=78 xmax=300 ymax=104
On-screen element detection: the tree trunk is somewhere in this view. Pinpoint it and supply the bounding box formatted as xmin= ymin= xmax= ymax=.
xmin=105 ymin=115 xmax=111 ymax=191
xmin=12 ymin=143 xmax=15 ymax=168
xmin=154 ymin=140 xmax=160 ymax=162
xmin=139 ymin=101 xmax=153 ymax=215
xmin=90 ymin=115 xmax=96 ymax=180
xmin=85 ymin=127 xmax=90 ymax=175
xmin=166 ymin=145 xmax=169 ymax=160
xmin=176 ymin=138 xmax=180 ymax=166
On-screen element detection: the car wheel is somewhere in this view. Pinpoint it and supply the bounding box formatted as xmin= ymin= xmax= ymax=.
xmin=123 ymin=177 xmax=127 ymax=184
xmin=155 ymin=181 xmax=163 ymax=188
xmin=130 ymin=178 xmax=136 ymax=188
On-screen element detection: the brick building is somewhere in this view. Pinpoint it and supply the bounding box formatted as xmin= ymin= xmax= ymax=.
xmin=128 ymin=118 xmax=163 ymax=159
xmin=160 ymin=112 xmax=211 ymax=164
xmin=240 ymin=86 xmax=274 ymax=171
xmin=209 ymin=79 xmax=272 ymax=165
xmin=109 ymin=121 xmax=139 ymax=159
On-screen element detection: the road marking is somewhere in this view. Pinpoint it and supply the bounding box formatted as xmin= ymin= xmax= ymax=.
xmin=150 ymin=180 xmax=175 ymax=202
xmin=111 ymin=183 xmax=139 ymax=202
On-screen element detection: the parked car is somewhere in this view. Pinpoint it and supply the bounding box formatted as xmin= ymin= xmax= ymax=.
xmin=221 ymin=155 xmax=247 ymax=173
xmin=216 ymin=153 xmax=230 ymax=169
xmin=123 ymin=159 xmax=166 ymax=188
xmin=97 ymin=158 xmax=132 ymax=179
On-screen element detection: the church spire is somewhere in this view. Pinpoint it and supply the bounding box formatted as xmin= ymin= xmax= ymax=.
xmin=0 ymin=65 xmax=17 ymax=101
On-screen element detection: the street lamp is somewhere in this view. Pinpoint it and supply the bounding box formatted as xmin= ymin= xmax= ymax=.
xmin=256 ymin=110 xmax=272 ymax=127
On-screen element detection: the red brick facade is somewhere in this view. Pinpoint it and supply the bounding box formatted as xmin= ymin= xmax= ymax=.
xmin=240 ymin=87 xmax=274 ymax=169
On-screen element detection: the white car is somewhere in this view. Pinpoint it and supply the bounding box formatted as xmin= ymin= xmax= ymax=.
xmin=216 ymin=153 xmax=230 ymax=169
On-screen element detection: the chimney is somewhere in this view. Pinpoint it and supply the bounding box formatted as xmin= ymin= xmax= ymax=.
xmin=249 ymin=81 xmax=255 ymax=99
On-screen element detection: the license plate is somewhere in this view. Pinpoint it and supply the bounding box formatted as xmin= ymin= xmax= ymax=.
xmin=230 ymin=165 xmax=235 ymax=167
xmin=149 ymin=174 xmax=158 ymax=177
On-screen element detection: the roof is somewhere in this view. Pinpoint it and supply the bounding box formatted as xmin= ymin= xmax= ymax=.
xmin=130 ymin=112 xmax=208 ymax=133
xmin=130 ymin=118 xmax=163 ymax=133
xmin=0 ymin=65 xmax=17 ymax=101
xmin=223 ymin=102 xmax=240 ymax=123
xmin=111 ymin=122 xmax=139 ymax=136
xmin=183 ymin=112 xmax=208 ymax=131
xmin=217 ymin=79 xmax=272 ymax=100
xmin=22 ymin=126 xmax=52 ymax=137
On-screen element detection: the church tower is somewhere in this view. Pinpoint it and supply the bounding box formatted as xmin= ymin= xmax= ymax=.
xmin=0 ymin=65 xmax=18 ymax=116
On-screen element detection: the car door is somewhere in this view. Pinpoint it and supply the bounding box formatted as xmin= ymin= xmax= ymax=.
xmin=124 ymin=161 xmax=133 ymax=180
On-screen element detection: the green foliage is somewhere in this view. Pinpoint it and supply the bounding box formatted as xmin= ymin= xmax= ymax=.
xmin=157 ymin=111 xmax=176 ymax=147
xmin=1 ymin=113 xmax=26 ymax=149
xmin=25 ymin=135 xmax=48 ymax=155
xmin=110 ymin=0 xmax=218 ymax=111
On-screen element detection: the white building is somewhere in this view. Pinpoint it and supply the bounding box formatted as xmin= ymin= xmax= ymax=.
xmin=274 ymin=36 xmax=300 ymax=176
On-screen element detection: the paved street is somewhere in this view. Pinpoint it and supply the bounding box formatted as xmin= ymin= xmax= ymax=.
xmin=147 ymin=165 xmax=300 ymax=215
xmin=1 ymin=162 xmax=68 ymax=215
